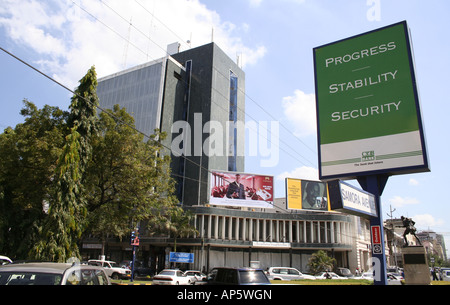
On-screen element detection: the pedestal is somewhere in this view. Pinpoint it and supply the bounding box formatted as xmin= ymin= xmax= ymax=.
xmin=401 ymin=246 xmax=430 ymax=285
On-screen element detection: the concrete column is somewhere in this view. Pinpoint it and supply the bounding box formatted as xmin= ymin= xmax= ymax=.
xmin=214 ymin=215 xmax=219 ymax=239
xmin=263 ymin=220 xmax=267 ymax=241
xmin=331 ymin=221 xmax=335 ymax=243
xmin=235 ymin=218 xmax=240 ymax=241
xmin=337 ymin=221 xmax=341 ymax=243
xmin=317 ymin=221 xmax=321 ymax=243
xmin=207 ymin=214 xmax=212 ymax=239
xmin=228 ymin=217 xmax=232 ymax=240
xmin=269 ymin=220 xmax=273 ymax=242
xmin=303 ymin=221 xmax=307 ymax=243
xmin=249 ymin=219 xmax=253 ymax=242
xmin=242 ymin=218 xmax=246 ymax=241
xmin=256 ymin=219 xmax=260 ymax=241
xmin=221 ymin=216 xmax=226 ymax=240
xmin=193 ymin=215 xmax=197 ymax=238
xmin=288 ymin=220 xmax=293 ymax=243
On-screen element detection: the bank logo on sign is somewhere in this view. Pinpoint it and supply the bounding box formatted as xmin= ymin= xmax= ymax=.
xmin=362 ymin=151 xmax=375 ymax=161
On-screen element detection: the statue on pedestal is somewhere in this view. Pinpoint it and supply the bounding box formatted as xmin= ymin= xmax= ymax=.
xmin=401 ymin=216 xmax=422 ymax=246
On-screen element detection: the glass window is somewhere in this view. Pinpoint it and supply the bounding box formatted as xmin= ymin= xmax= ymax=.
xmin=228 ymin=71 xmax=238 ymax=171
xmin=239 ymin=270 xmax=270 ymax=284
xmin=0 ymin=272 xmax=62 ymax=285
xmin=288 ymin=269 xmax=300 ymax=275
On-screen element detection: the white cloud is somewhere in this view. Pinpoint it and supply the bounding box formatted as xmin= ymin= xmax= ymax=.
xmin=388 ymin=196 xmax=420 ymax=208
xmin=0 ymin=0 xmax=266 ymax=88
xmin=281 ymin=90 xmax=317 ymax=137
xmin=248 ymin=0 xmax=264 ymax=7
xmin=276 ymin=166 xmax=318 ymax=181
xmin=408 ymin=178 xmax=419 ymax=186
xmin=411 ymin=214 xmax=444 ymax=230
xmin=247 ymin=0 xmax=306 ymax=7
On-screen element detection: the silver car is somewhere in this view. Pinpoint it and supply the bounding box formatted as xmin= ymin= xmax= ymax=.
xmin=266 ymin=267 xmax=316 ymax=280
xmin=0 ymin=262 xmax=111 ymax=285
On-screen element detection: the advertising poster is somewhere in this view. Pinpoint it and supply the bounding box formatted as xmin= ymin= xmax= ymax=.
xmin=210 ymin=171 xmax=274 ymax=208
xmin=313 ymin=21 xmax=429 ymax=180
xmin=286 ymin=178 xmax=330 ymax=211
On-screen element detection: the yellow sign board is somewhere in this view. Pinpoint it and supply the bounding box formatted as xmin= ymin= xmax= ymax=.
xmin=286 ymin=178 xmax=330 ymax=211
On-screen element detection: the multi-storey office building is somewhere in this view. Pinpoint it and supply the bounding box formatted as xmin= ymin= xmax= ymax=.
xmin=87 ymin=42 xmax=358 ymax=274
xmin=97 ymin=42 xmax=245 ymax=206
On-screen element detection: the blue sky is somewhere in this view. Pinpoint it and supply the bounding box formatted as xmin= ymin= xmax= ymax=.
xmin=1 ymin=0 xmax=449 ymax=255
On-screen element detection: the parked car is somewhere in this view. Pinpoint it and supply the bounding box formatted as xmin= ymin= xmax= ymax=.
xmin=152 ymin=269 xmax=192 ymax=285
xmin=266 ymin=267 xmax=315 ymax=280
xmin=207 ymin=267 xmax=270 ymax=285
xmin=0 ymin=255 xmax=12 ymax=265
xmin=387 ymin=273 xmax=402 ymax=285
xmin=315 ymin=271 xmax=348 ymax=280
xmin=88 ymin=259 xmax=130 ymax=280
xmin=0 ymin=262 xmax=111 ymax=285
xmin=184 ymin=270 xmax=207 ymax=284
xmin=355 ymin=271 xmax=374 ymax=280
xmin=335 ymin=267 xmax=354 ymax=278
xmin=120 ymin=260 xmax=153 ymax=278
xmin=441 ymin=269 xmax=450 ymax=281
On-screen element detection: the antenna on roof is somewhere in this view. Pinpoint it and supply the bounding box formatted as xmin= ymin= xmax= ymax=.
xmin=122 ymin=17 xmax=132 ymax=69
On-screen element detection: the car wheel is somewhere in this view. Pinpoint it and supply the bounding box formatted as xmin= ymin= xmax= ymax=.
xmin=175 ymin=281 xmax=179 ymax=285
xmin=112 ymin=273 xmax=119 ymax=280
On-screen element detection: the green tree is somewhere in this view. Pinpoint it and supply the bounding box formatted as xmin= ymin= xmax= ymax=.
xmin=307 ymin=250 xmax=337 ymax=274
xmin=30 ymin=126 xmax=85 ymax=261
xmin=1 ymin=66 xmax=179 ymax=262
xmin=83 ymin=105 xmax=178 ymax=253
xmin=67 ymin=65 xmax=99 ymax=173
xmin=30 ymin=66 xmax=99 ymax=262
xmin=148 ymin=206 xmax=198 ymax=252
xmin=0 ymin=101 xmax=67 ymax=259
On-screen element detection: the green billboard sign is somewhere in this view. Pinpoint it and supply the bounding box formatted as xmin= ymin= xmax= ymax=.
xmin=314 ymin=21 xmax=429 ymax=180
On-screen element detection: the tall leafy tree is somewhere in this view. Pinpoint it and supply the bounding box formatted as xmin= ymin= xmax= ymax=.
xmin=83 ymin=105 xmax=179 ymax=254
xmin=0 ymin=101 xmax=67 ymax=259
xmin=30 ymin=66 xmax=99 ymax=262
xmin=67 ymin=65 xmax=99 ymax=176
xmin=31 ymin=126 xmax=84 ymax=261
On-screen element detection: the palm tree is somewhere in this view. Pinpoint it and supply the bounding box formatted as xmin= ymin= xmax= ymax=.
xmin=148 ymin=206 xmax=198 ymax=252
xmin=307 ymin=250 xmax=337 ymax=274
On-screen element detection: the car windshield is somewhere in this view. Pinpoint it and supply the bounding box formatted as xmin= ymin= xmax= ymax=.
xmin=239 ymin=270 xmax=269 ymax=284
xmin=0 ymin=272 xmax=62 ymax=285
xmin=109 ymin=262 xmax=119 ymax=268
xmin=159 ymin=270 xmax=175 ymax=276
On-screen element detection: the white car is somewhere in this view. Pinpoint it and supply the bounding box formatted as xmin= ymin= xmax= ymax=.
xmin=0 ymin=255 xmax=12 ymax=265
xmin=184 ymin=270 xmax=207 ymax=284
xmin=441 ymin=269 xmax=450 ymax=281
xmin=266 ymin=267 xmax=315 ymax=280
xmin=87 ymin=259 xmax=131 ymax=280
xmin=315 ymin=272 xmax=348 ymax=280
xmin=152 ymin=269 xmax=192 ymax=285
xmin=0 ymin=262 xmax=111 ymax=285
xmin=387 ymin=273 xmax=402 ymax=285
xmin=353 ymin=271 xmax=374 ymax=280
